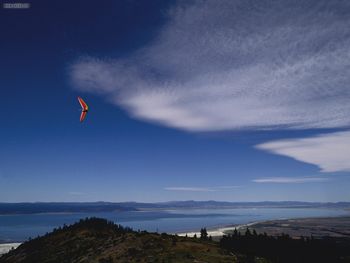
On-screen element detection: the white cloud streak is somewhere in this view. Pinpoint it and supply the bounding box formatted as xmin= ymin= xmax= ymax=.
xmin=68 ymin=191 xmax=85 ymax=196
xmin=164 ymin=186 xmax=241 ymax=192
xmin=71 ymin=0 xmax=350 ymax=132
xmin=252 ymin=177 xmax=329 ymax=183
xmin=256 ymin=131 xmax=350 ymax=173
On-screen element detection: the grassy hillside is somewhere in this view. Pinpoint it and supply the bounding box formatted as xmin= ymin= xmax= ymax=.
xmin=0 ymin=218 xmax=236 ymax=263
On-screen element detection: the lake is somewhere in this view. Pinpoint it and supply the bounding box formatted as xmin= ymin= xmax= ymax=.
xmin=0 ymin=208 xmax=349 ymax=242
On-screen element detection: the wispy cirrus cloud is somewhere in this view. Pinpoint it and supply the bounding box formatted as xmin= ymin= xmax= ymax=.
xmin=68 ymin=191 xmax=86 ymax=196
xmin=71 ymin=0 xmax=350 ymax=132
xmin=256 ymin=131 xmax=350 ymax=173
xmin=164 ymin=186 xmax=241 ymax=192
xmin=252 ymin=177 xmax=329 ymax=184
xmin=164 ymin=187 xmax=215 ymax=192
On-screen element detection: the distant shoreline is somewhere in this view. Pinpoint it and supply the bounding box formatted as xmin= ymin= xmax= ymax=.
xmin=177 ymin=221 xmax=260 ymax=237
xmin=1 ymin=201 xmax=350 ymax=216
xmin=1 ymin=207 xmax=349 ymax=246
xmin=0 ymin=243 xmax=21 ymax=256
xmin=177 ymin=215 xmax=350 ymax=238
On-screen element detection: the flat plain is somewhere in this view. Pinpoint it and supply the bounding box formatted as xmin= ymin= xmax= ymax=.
xmin=232 ymin=216 xmax=350 ymax=238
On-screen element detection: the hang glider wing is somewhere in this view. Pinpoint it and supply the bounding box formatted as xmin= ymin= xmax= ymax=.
xmin=78 ymin=97 xmax=89 ymax=122
xmin=80 ymin=111 xmax=87 ymax=122
xmin=78 ymin=97 xmax=88 ymax=111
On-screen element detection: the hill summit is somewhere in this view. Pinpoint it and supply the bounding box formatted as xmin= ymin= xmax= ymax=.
xmin=0 ymin=217 xmax=234 ymax=263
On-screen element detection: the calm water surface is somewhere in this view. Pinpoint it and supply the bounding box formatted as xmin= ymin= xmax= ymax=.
xmin=0 ymin=208 xmax=349 ymax=242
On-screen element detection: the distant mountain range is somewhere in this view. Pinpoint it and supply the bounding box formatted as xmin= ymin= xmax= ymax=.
xmin=0 ymin=201 xmax=350 ymax=215
xmin=0 ymin=202 xmax=136 ymax=215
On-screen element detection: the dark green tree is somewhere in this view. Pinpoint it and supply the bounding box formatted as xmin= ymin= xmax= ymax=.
xmin=200 ymin=228 xmax=208 ymax=240
xmin=233 ymin=228 xmax=238 ymax=237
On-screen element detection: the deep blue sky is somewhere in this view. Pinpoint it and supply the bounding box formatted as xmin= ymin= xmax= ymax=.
xmin=1 ymin=0 xmax=350 ymax=202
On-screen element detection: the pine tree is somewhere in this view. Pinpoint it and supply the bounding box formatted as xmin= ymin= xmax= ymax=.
xmin=200 ymin=228 xmax=208 ymax=240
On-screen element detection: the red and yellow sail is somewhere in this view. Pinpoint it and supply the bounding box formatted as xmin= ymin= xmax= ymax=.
xmin=78 ymin=97 xmax=89 ymax=122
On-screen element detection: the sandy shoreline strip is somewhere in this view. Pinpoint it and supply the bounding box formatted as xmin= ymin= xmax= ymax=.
xmin=0 ymin=243 xmax=21 ymax=255
xmin=177 ymin=221 xmax=258 ymax=237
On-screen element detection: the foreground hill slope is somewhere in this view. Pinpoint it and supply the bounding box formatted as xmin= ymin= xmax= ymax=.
xmin=0 ymin=218 xmax=235 ymax=263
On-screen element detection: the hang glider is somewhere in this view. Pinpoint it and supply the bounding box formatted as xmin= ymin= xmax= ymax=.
xmin=78 ymin=97 xmax=89 ymax=122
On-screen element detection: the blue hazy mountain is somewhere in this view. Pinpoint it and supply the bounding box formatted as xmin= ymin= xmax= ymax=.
xmin=1 ymin=201 xmax=349 ymax=215
xmin=0 ymin=202 xmax=137 ymax=215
